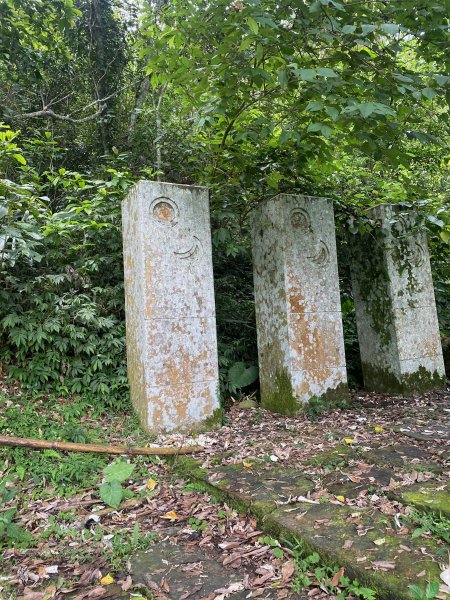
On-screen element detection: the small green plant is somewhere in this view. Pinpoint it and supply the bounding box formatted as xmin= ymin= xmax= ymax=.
xmin=304 ymin=396 xmax=348 ymax=421
xmin=408 ymin=582 xmax=440 ymax=600
xmin=99 ymin=460 xmax=135 ymax=509
xmin=0 ymin=479 xmax=35 ymax=548
xmin=286 ymin=537 xmax=376 ymax=599
xmin=259 ymin=535 xmax=284 ymax=559
xmin=188 ymin=517 xmax=207 ymax=532
xmin=226 ymin=362 xmax=258 ymax=395
xmin=403 ymin=510 xmax=450 ymax=544
xmin=109 ymin=523 xmax=156 ymax=570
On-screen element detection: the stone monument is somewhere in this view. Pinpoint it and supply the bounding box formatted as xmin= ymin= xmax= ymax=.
xmin=122 ymin=181 xmax=220 ymax=433
xmin=349 ymin=205 xmax=446 ymax=394
xmin=252 ymin=194 xmax=348 ymax=414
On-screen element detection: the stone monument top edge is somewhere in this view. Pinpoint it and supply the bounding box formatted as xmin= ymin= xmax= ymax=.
xmin=256 ymin=193 xmax=332 ymax=205
xmin=124 ymin=180 xmax=209 ymax=199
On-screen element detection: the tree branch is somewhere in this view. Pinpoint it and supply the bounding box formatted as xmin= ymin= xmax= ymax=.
xmin=9 ymin=107 xmax=104 ymax=124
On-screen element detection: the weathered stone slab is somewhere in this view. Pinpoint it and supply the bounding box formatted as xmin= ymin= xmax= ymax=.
xmin=122 ymin=181 xmax=220 ymax=433
xmin=389 ymin=481 xmax=450 ymax=517
xmin=131 ymin=543 xmax=250 ymax=599
xmin=349 ymin=206 xmax=446 ymax=394
xmin=179 ymin=458 xmax=446 ymax=599
xmin=267 ymin=503 xmax=443 ymax=599
xmin=393 ymin=420 xmax=450 ymax=442
xmin=208 ymin=464 xmax=315 ymax=516
xmin=252 ymin=195 xmax=348 ymax=414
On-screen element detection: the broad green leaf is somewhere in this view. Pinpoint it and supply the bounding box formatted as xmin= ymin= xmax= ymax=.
xmin=278 ymin=69 xmax=288 ymax=89
xmin=341 ymin=25 xmax=356 ymax=34
xmin=325 ymin=106 xmax=339 ymax=120
xmin=306 ymin=100 xmax=323 ymax=112
xmin=247 ymin=17 xmax=259 ymax=35
xmin=439 ymin=230 xmax=450 ymax=243
xmin=104 ymin=460 xmax=135 ymax=483
xmin=361 ymin=24 xmax=377 ymax=36
xmin=422 ymin=87 xmax=437 ymax=100
xmin=434 ymin=74 xmax=449 ymax=86
xmin=100 ymin=480 xmax=123 ymax=509
xmin=316 ymin=68 xmax=338 ymax=78
xmin=297 ymin=69 xmax=317 ymax=81
xmin=227 ymin=362 xmax=258 ymax=389
xmin=13 ymin=154 xmax=26 ymax=165
xmin=379 ymin=23 xmax=400 ymax=34
xmin=307 ymin=122 xmax=323 ymax=132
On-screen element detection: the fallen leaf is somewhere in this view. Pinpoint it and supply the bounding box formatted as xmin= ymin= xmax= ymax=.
xmin=161 ymin=510 xmax=178 ymax=521
xmin=440 ymin=567 xmax=450 ymax=587
xmin=344 ymin=438 xmax=354 ymax=444
xmin=371 ymin=561 xmax=396 ymax=570
xmin=281 ymin=560 xmax=295 ymax=582
xmin=374 ymin=426 xmax=384 ymax=433
xmin=100 ymin=574 xmax=114 ymax=585
xmin=373 ymin=538 xmax=385 ymax=546
xmin=336 ymin=495 xmax=345 ymax=503
xmin=121 ymin=575 xmax=132 ymax=591
xmin=243 ymin=461 xmax=254 ymax=468
xmin=147 ymin=478 xmax=158 ymax=490
xmin=343 ymin=540 xmax=353 ymax=550
xmin=331 ymin=566 xmax=345 ymax=587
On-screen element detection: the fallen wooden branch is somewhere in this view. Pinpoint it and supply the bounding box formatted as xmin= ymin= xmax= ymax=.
xmin=0 ymin=434 xmax=203 ymax=456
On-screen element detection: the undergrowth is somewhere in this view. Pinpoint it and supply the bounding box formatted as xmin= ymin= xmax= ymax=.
xmin=285 ymin=537 xmax=377 ymax=599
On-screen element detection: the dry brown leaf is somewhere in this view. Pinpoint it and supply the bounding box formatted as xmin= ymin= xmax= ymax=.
xmin=371 ymin=561 xmax=396 ymax=570
xmin=281 ymin=560 xmax=295 ymax=583
xmin=331 ymin=566 xmax=345 ymax=587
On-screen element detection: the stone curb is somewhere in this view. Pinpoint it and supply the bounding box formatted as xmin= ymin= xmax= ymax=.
xmin=172 ymin=457 xmax=446 ymax=600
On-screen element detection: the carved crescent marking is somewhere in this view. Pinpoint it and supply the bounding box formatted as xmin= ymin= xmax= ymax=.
xmin=412 ymin=242 xmax=425 ymax=267
xmin=307 ymin=240 xmax=330 ymax=266
xmin=174 ymin=236 xmax=202 ymax=260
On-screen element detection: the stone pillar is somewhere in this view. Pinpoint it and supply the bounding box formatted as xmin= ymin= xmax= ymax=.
xmin=349 ymin=205 xmax=446 ymax=394
xmin=252 ymin=194 xmax=348 ymax=414
xmin=122 ymin=181 xmax=220 ymax=433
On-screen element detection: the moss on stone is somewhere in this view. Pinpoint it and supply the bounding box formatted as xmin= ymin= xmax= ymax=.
xmin=171 ymin=456 xmax=208 ymax=480
xmin=362 ymin=362 xmax=447 ymax=395
xmin=307 ymin=444 xmax=354 ymax=467
xmin=196 ymin=407 xmax=224 ymax=432
xmin=261 ymin=369 xmax=299 ymax=415
xmin=390 ymin=484 xmax=450 ymax=518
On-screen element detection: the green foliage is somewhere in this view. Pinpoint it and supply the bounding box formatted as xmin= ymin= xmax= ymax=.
xmin=408 ymin=582 xmax=440 ymax=600
xmin=227 ymin=362 xmax=259 ymax=395
xmin=99 ymin=459 xmax=135 ymax=509
xmin=403 ymin=509 xmax=450 ymax=544
xmin=304 ymin=395 xmax=349 ymax=421
xmin=287 ymin=537 xmax=376 ymax=599
xmin=0 ymin=132 xmax=134 ymax=404
xmin=0 ymin=478 xmax=35 ymax=548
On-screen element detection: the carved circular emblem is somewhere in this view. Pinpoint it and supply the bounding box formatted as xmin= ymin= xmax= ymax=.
xmin=150 ymin=197 xmax=179 ymax=226
xmin=290 ymin=208 xmax=311 ymax=231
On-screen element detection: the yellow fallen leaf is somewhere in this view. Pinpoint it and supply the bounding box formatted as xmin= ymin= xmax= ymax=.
xmin=344 ymin=438 xmax=354 ymax=444
xmin=243 ymin=461 xmax=254 ymax=468
xmin=162 ymin=510 xmax=178 ymax=521
xmin=374 ymin=426 xmax=384 ymax=433
xmin=336 ymin=495 xmax=345 ymax=503
xmin=373 ymin=538 xmax=385 ymax=546
xmin=147 ymin=478 xmax=158 ymax=490
xmin=100 ymin=574 xmax=114 ymax=585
